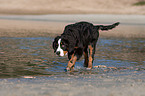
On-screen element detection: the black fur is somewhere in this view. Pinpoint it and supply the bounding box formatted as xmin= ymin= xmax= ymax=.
xmin=53 ymin=21 xmax=119 ymax=68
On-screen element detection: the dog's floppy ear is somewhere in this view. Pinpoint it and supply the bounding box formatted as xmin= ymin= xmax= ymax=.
xmin=52 ymin=36 xmax=61 ymax=53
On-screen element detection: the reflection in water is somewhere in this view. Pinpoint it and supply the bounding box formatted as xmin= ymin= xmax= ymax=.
xmin=0 ymin=37 xmax=145 ymax=78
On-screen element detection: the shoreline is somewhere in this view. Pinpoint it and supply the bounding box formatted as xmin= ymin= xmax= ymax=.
xmin=0 ymin=14 xmax=145 ymax=25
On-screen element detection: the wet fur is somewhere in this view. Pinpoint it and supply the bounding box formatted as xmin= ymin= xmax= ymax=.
xmin=53 ymin=21 xmax=119 ymax=71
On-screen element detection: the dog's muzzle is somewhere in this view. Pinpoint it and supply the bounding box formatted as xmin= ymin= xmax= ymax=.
xmin=56 ymin=51 xmax=68 ymax=57
xmin=56 ymin=51 xmax=60 ymax=56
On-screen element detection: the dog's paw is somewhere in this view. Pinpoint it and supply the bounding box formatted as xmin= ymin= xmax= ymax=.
xmin=64 ymin=67 xmax=70 ymax=72
xmin=86 ymin=68 xmax=91 ymax=70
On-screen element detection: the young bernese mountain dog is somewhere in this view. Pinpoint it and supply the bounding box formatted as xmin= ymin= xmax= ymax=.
xmin=53 ymin=21 xmax=119 ymax=71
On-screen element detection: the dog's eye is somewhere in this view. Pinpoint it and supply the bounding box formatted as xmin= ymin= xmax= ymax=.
xmin=55 ymin=44 xmax=58 ymax=47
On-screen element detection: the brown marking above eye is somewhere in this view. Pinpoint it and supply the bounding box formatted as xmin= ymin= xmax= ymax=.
xmin=56 ymin=44 xmax=58 ymax=46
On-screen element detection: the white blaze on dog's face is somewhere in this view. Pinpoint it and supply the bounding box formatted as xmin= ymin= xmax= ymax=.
xmin=56 ymin=39 xmax=68 ymax=56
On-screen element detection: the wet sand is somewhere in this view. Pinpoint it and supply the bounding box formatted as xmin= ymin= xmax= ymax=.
xmin=0 ymin=72 xmax=145 ymax=96
xmin=0 ymin=15 xmax=145 ymax=96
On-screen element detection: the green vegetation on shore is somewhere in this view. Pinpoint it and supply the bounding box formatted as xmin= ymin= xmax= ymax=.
xmin=133 ymin=1 xmax=145 ymax=6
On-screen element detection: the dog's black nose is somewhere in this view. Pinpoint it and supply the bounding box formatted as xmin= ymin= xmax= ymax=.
xmin=56 ymin=51 xmax=60 ymax=55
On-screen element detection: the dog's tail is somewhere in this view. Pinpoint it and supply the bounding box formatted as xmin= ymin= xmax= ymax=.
xmin=96 ymin=22 xmax=120 ymax=31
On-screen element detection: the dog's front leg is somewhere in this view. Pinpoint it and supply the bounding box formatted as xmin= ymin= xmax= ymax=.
xmin=66 ymin=54 xmax=77 ymax=71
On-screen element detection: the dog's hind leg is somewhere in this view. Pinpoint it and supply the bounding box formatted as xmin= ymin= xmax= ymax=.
xmin=83 ymin=47 xmax=89 ymax=67
xmin=88 ymin=45 xmax=93 ymax=69
xmin=88 ymin=43 xmax=96 ymax=69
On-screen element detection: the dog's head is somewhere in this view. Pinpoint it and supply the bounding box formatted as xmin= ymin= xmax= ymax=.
xmin=53 ymin=36 xmax=68 ymax=56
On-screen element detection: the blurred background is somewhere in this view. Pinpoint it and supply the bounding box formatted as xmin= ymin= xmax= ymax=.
xmin=0 ymin=0 xmax=145 ymax=15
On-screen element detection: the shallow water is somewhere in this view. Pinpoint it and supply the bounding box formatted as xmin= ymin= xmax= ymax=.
xmin=0 ymin=36 xmax=145 ymax=78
